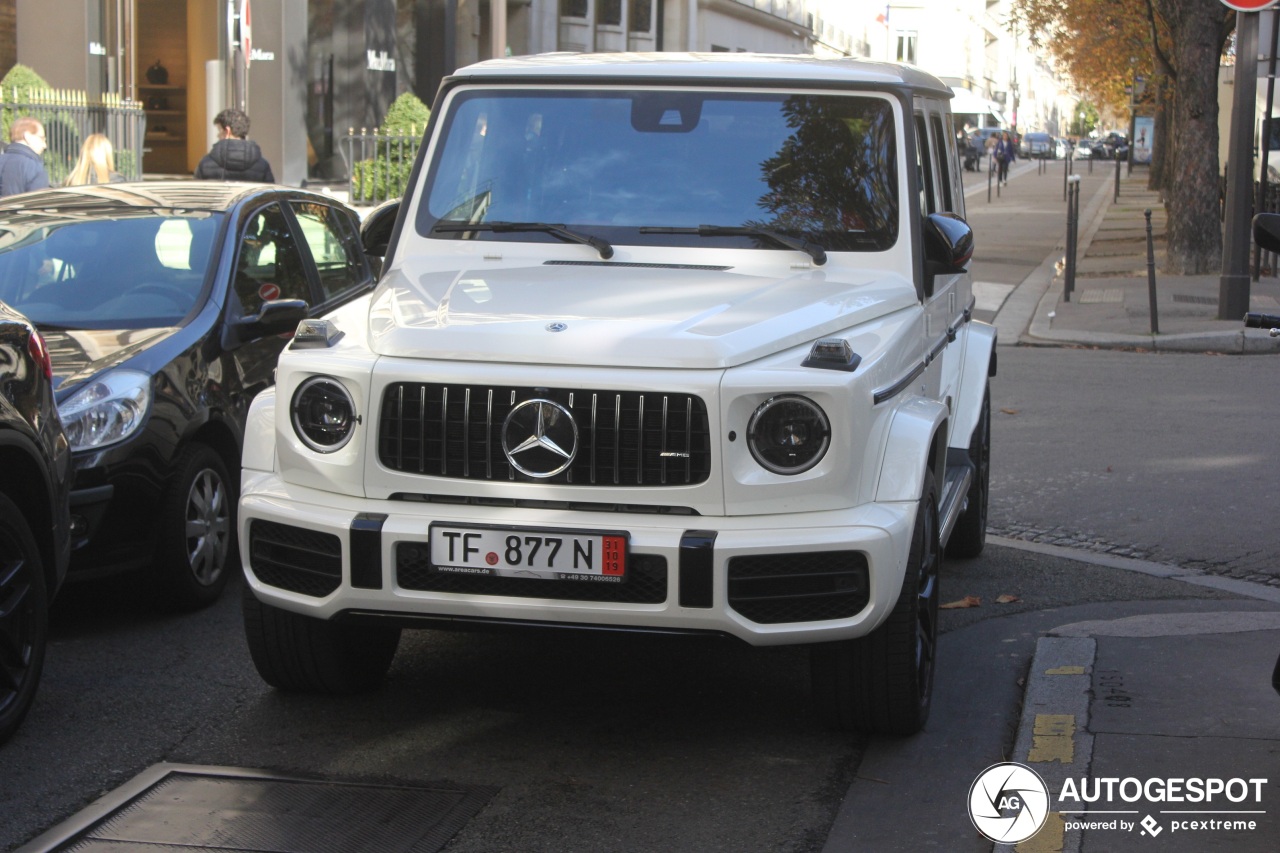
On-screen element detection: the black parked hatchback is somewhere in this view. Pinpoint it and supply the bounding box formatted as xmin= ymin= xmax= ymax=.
xmin=0 ymin=182 xmax=375 ymax=610
xmin=0 ymin=298 xmax=70 ymax=744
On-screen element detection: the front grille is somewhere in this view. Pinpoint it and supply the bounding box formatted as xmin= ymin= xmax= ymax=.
xmin=249 ymin=520 xmax=343 ymax=597
xmin=727 ymin=551 xmax=869 ymax=624
xmin=378 ymin=383 xmax=712 ymax=486
xmin=396 ymin=542 xmax=668 ymax=603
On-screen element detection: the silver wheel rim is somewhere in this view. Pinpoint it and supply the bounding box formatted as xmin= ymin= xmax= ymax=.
xmin=185 ymin=467 xmax=229 ymax=586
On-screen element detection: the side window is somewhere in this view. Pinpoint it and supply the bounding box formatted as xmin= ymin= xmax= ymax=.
xmin=930 ymin=113 xmax=954 ymax=212
xmin=233 ymin=204 xmax=310 ymax=316
xmin=914 ymin=112 xmax=935 ymax=215
xmin=289 ymin=201 xmax=369 ymax=304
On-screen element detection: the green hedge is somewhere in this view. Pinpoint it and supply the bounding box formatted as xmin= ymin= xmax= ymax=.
xmin=351 ymin=92 xmax=429 ymax=203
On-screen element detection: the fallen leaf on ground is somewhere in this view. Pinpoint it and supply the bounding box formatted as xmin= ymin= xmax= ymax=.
xmin=940 ymin=595 xmax=982 ymax=609
xmin=1000 ymin=408 xmax=1019 ymax=415
xmin=996 ymin=594 xmax=1021 ymax=604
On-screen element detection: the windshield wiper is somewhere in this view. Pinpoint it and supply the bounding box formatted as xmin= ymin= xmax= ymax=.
xmin=640 ymin=225 xmax=827 ymax=266
xmin=432 ymin=220 xmax=613 ymax=260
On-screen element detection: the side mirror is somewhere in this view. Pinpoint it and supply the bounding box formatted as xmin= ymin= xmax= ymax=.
xmin=922 ymin=212 xmax=974 ymax=299
xmin=1253 ymin=212 xmax=1280 ymax=254
xmin=241 ymin=298 xmax=309 ymax=338
xmin=923 ymin=212 xmax=973 ymax=272
xmin=361 ymin=198 xmax=401 ymax=259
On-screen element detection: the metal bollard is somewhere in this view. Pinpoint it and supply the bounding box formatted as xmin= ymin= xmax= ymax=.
xmin=1114 ymin=154 xmax=1121 ymax=203
xmin=1145 ymin=208 xmax=1159 ymax=334
xmin=1064 ymin=152 xmax=1070 ymax=201
xmin=988 ymin=155 xmax=993 ymax=202
xmin=1064 ymin=175 xmax=1081 ymax=302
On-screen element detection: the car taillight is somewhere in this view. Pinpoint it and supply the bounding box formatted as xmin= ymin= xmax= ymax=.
xmin=27 ymin=330 xmax=53 ymax=382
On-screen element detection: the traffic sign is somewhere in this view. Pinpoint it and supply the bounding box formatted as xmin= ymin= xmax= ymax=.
xmin=1221 ymin=0 xmax=1278 ymax=11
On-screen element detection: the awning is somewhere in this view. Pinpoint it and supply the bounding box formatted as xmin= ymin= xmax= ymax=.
xmin=949 ymin=87 xmax=1008 ymax=127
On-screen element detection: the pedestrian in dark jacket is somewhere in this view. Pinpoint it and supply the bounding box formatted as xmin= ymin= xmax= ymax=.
xmin=0 ymin=117 xmax=51 ymax=197
xmin=194 ymin=108 xmax=274 ymax=182
xmin=994 ymin=131 xmax=1016 ymax=186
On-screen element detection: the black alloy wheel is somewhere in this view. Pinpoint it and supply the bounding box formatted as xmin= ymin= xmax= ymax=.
xmin=0 ymin=493 xmax=50 ymax=745
xmin=811 ymin=471 xmax=941 ymax=735
xmin=947 ymin=387 xmax=990 ymax=558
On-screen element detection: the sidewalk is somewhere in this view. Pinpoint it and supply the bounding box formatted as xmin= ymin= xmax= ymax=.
xmin=1007 ymin=165 xmax=1280 ymax=354
xmin=986 ymin=165 xmax=1280 ymax=850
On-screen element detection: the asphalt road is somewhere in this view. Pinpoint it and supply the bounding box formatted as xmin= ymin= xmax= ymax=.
xmin=1 ymin=538 xmax=1251 ymax=853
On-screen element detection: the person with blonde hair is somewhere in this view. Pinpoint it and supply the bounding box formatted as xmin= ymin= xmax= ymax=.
xmin=66 ymin=133 xmax=124 ymax=186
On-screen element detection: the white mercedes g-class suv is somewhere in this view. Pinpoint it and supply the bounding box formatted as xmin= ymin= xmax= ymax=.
xmin=238 ymin=53 xmax=994 ymax=735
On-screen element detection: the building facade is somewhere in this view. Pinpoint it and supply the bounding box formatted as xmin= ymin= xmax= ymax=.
xmin=6 ymin=1 xmax=1077 ymax=186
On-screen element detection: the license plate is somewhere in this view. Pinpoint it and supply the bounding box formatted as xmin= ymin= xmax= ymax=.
xmin=429 ymin=524 xmax=627 ymax=582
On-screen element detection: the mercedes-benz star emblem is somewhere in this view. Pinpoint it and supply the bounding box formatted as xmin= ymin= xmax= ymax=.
xmin=501 ymin=398 xmax=579 ymax=478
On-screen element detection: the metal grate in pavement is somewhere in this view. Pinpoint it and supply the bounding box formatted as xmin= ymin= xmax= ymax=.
xmin=1078 ymin=288 xmax=1124 ymax=304
xmin=1172 ymin=294 xmax=1216 ymax=305
xmin=17 ymin=764 xmax=496 ymax=853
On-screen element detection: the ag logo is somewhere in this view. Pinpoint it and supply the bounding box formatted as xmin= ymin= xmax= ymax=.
xmin=968 ymin=762 xmax=1050 ymax=843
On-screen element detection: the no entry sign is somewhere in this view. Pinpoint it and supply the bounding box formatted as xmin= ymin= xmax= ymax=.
xmin=1222 ymin=0 xmax=1278 ymax=11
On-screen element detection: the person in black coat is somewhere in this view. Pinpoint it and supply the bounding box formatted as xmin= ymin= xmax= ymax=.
xmin=994 ymin=131 xmax=1016 ymax=186
xmin=0 ymin=117 xmax=51 ymax=197
xmin=194 ymin=108 xmax=275 ymax=182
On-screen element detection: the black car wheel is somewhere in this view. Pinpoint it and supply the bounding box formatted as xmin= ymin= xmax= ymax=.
xmin=242 ymin=585 xmax=401 ymax=694
xmin=811 ymin=471 xmax=940 ymax=735
xmin=153 ymin=443 xmax=236 ymax=610
xmin=0 ymin=492 xmax=49 ymax=745
xmin=947 ymin=387 xmax=990 ymax=558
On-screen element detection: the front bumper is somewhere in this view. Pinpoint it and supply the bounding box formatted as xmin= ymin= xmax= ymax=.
xmin=239 ymin=471 xmax=916 ymax=647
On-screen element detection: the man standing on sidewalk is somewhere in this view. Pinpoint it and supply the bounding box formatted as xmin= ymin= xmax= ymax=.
xmin=0 ymin=117 xmax=51 ymax=197
xmin=194 ymin=108 xmax=275 ymax=182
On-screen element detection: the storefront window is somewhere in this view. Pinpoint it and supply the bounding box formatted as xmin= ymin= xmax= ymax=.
xmin=561 ymin=0 xmax=588 ymax=18
xmin=599 ymin=0 xmax=621 ymax=26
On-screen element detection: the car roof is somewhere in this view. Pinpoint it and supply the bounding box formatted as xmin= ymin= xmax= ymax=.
xmin=0 ymin=181 xmax=340 ymax=216
xmin=449 ymin=51 xmax=952 ymax=98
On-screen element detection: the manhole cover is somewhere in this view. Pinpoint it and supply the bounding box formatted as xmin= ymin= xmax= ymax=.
xmin=18 ymin=764 xmax=496 ymax=853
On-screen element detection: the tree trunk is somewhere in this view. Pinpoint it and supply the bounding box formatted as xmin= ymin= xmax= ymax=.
xmin=1154 ymin=0 xmax=1230 ymax=274
xmin=1149 ymin=69 xmax=1173 ymax=195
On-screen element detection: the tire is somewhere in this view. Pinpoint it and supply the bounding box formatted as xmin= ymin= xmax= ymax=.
xmin=152 ymin=443 xmax=236 ymax=611
xmin=811 ymin=471 xmax=940 ymax=736
xmin=947 ymin=387 xmax=990 ymax=559
xmin=0 ymin=492 xmax=50 ymax=745
xmin=242 ymin=585 xmax=401 ymax=694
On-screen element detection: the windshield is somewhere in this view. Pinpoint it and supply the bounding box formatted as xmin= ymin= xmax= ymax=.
xmin=419 ymin=88 xmax=899 ymax=253
xmin=0 ymin=212 xmax=223 ymax=329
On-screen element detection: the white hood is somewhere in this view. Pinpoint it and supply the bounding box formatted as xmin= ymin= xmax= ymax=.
xmin=367 ymin=261 xmax=917 ymax=369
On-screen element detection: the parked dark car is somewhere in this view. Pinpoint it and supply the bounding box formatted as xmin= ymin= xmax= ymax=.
xmin=0 ymin=182 xmax=376 ymax=610
xmin=0 ymin=298 xmax=70 ymax=744
xmin=1019 ymin=131 xmax=1057 ymax=159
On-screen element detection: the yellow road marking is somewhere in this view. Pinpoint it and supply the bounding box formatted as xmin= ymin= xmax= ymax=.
xmin=1016 ymin=811 xmax=1065 ymax=853
xmin=1045 ymin=665 xmax=1085 ymax=675
xmin=1028 ymin=714 xmax=1075 ymax=763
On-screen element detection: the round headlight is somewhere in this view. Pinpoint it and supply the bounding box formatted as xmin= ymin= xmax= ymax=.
xmin=291 ymin=377 xmax=357 ymax=453
xmin=747 ymin=395 xmax=830 ymax=475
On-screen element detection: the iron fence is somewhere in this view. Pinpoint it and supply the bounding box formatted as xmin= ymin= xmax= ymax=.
xmin=1 ymin=88 xmax=146 ymax=185
xmin=340 ymin=127 xmax=422 ymax=206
